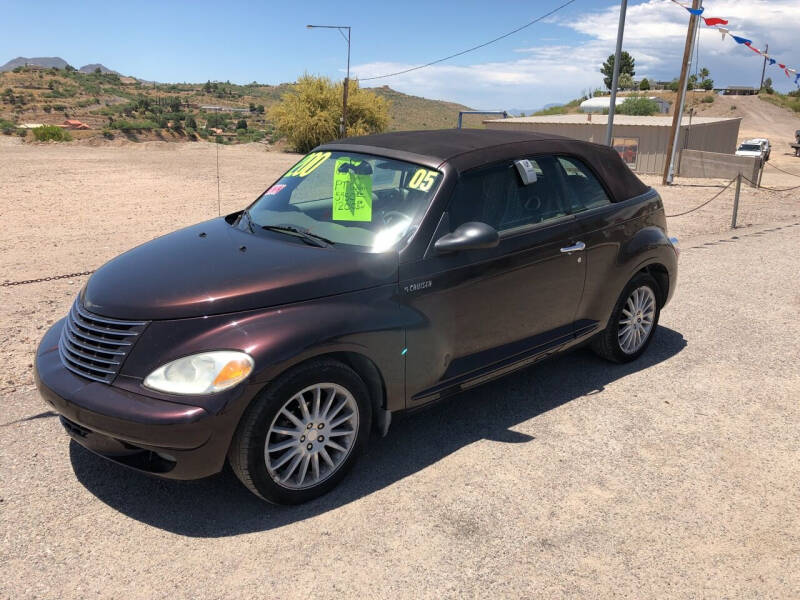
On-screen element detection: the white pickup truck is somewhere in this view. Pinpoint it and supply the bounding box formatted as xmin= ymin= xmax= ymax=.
xmin=735 ymin=138 xmax=770 ymax=161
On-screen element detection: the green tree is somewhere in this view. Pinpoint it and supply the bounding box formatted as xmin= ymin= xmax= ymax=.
xmin=618 ymin=73 xmax=635 ymax=90
xmin=185 ymin=115 xmax=197 ymax=129
xmin=698 ymin=67 xmax=713 ymax=91
xmin=269 ymin=74 xmax=389 ymax=153
xmin=249 ymin=102 xmax=256 ymax=112
xmin=639 ymin=77 xmax=651 ymax=91
xmin=203 ymin=80 xmax=213 ymax=93
xmin=601 ymin=51 xmax=636 ymax=90
xmin=687 ymin=74 xmax=697 ymax=91
xmin=236 ymin=118 xmax=248 ymax=130
xmin=256 ymin=104 xmax=265 ymax=114
xmin=762 ymin=77 xmax=774 ymax=94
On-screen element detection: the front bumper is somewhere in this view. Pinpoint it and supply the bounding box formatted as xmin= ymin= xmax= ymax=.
xmin=34 ymin=319 xmax=254 ymax=479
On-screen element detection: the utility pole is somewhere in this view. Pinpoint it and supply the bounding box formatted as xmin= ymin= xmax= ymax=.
xmin=662 ymin=0 xmax=702 ymax=184
xmin=759 ymin=43 xmax=769 ymax=90
xmin=605 ymin=0 xmax=628 ymax=146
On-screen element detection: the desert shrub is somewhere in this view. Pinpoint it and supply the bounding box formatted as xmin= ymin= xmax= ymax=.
xmin=701 ymin=95 xmax=715 ymax=104
xmin=43 ymin=105 xmax=52 ymax=113
xmin=730 ymin=105 xmax=737 ymax=111
xmin=32 ymin=125 xmax=72 ymax=142
xmin=617 ymin=96 xmax=659 ymax=116
xmin=0 ymin=118 xmax=16 ymax=133
xmin=185 ymin=115 xmax=197 ymax=129
xmin=269 ymin=74 xmax=388 ymax=153
xmin=102 ymin=128 xmax=114 ymax=139
xmin=236 ymin=118 xmax=248 ymax=130
xmin=205 ymin=113 xmax=230 ymax=130
xmin=110 ymin=119 xmax=158 ymax=132
xmin=17 ymin=128 xmax=27 ymax=138
xmin=533 ymin=105 xmax=568 ymax=116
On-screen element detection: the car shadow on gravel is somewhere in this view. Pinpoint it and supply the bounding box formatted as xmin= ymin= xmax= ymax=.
xmin=70 ymin=326 xmax=686 ymax=537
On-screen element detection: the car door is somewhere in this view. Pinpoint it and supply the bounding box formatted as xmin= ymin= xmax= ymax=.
xmin=401 ymin=156 xmax=587 ymax=406
xmin=554 ymin=155 xmax=627 ymax=334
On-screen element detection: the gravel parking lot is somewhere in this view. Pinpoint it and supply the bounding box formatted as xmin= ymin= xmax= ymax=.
xmin=1 ymin=139 xmax=799 ymax=598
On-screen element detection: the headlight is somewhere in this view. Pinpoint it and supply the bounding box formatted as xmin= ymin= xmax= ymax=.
xmin=143 ymin=351 xmax=254 ymax=395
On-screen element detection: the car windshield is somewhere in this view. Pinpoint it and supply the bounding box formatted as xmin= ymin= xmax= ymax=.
xmin=245 ymin=151 xmax=442 ymax=252
xmin=739 ymin=144 xmax=761 ymax=152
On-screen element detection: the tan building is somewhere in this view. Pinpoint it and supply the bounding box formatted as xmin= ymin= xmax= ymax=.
xmin=484 ymin=114 xmax=741 ymax=174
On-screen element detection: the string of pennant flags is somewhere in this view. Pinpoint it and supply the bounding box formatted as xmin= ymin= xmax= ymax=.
xmin=669 ymin=0 xmax=799 ymax=86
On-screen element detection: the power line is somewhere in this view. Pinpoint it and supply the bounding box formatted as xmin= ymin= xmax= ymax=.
xmin=358 ymin=0 xmax=578 ymax=81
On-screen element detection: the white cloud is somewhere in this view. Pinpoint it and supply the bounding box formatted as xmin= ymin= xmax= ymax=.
xmin=353 ymin=0 xmax=800 ymax=109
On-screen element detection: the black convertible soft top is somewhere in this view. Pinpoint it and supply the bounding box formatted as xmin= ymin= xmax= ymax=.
xmin=319 ymin=128 xmax=649 ymax=203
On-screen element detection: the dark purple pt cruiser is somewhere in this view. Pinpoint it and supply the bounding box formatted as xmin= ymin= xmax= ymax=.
xmin=35 ymin=129 xmax=679 ymax=504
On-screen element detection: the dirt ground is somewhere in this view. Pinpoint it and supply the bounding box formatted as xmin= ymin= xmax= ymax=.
xmin=1 ymin=137 xmax=799 ymax=598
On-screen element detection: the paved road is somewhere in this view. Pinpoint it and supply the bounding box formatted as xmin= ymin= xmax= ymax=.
xmin=2 ymin=222 xmax=799 ymax=599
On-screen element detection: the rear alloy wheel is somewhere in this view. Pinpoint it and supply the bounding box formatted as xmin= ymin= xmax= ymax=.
xmin=591 ymin=273 xmax=661 ymax=363
xmin=617 ymin=286 xmax=656 ymax=355
xmin=229 ymin=359 xmax=371 ymax=504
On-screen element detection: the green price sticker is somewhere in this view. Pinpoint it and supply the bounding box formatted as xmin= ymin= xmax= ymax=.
xmin=332 ymin=157 xmax=372 ymax=222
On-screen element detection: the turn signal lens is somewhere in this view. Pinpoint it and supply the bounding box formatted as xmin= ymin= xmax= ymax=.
xmin=144 ymin=351 xmax=254 ymax=395
xmin=213 ymin=358 xmax=253 ymax=387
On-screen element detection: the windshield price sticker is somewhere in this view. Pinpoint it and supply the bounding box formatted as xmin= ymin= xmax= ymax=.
xmin=265 ymin=184 xmax=286 ymax=195
xmin=332 ymin=157 xmax=372 ymax=222
xmin=284 ymin=151 xmax=332 ymax=178
xmin=408 ymin=169 xmax=438 ymax=192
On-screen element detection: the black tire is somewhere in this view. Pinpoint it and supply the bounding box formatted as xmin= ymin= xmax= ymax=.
xmin=591 ymin=273 xmax=661 ymax=363
xmin=228 ymin=358 xmax=371 ymax=504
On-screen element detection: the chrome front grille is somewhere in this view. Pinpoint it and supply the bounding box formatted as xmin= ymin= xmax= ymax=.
xmin=58 ymin=300 xmax=148 ymax=384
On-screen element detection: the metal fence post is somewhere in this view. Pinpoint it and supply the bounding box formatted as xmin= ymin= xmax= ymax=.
xmin=731 ymin=173 xmax=741 ymax=229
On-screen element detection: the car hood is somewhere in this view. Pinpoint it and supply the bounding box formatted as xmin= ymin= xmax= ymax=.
xmin=735 ymin=150 xmax=761 ymax=156
xmin=83 ymin=217 xmax=398 ymax=320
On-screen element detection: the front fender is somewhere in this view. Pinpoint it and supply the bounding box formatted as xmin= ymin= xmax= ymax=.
xmin=120 ymin=285 xmax=416 ymax=414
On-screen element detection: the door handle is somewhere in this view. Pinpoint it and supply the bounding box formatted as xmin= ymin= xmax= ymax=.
xmin=560 ymin=241 xmax=585 ymax=253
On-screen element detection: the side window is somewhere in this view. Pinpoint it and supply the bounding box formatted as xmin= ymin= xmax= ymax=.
xmin=556 ymin=156 xmax=611 ymax=213
xmin=448 ymin=156 xmax=568 ymax=232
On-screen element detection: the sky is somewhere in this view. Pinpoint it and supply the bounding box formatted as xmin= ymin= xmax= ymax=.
xmin=2 ymin=0 xmax=798 ymax=110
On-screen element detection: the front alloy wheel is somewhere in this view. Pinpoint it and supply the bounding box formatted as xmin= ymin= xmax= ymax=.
xmin=229 ymin=359 xmax=371 ymax=504
xmin=265 ymin=383 xmax=359 ymax=490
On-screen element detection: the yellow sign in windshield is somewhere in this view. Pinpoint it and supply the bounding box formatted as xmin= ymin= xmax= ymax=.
xmin=284 ymin=151 xmax=332 ymax=178
xmin=332 ymin=157 xmax=372 ymax=222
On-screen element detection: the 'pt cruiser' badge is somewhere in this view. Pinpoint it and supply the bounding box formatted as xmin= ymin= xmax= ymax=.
xmin=404 ymin=280 xmax=432 ymax=293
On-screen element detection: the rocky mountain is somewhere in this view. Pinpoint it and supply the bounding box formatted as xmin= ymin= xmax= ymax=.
xmin=78 ymin=63 xmax=118 ymax=75
xmin=0 ymin=56 xmax=70 ymax=71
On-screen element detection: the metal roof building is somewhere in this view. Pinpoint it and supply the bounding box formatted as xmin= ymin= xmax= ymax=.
xmin=484 ymin=114 xmax=741 ymax=174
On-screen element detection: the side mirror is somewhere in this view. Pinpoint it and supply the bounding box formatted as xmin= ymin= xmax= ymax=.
xmin=434 ymin=221 xmax=499 ymax=254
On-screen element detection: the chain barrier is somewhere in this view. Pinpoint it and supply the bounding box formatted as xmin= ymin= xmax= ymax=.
xmin=665 ymin=176 xmax=736 ymax=218
xmin=741 ymin=174 xmax=800 ymax=193
xmin=763 ymin=161 xmax=800 ymax=180
xmin=1 ymin=270 xmax=95 ymax=288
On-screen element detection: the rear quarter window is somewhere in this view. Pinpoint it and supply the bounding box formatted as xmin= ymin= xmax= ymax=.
xmin=557 ymin=156 xmax=612 ymax=213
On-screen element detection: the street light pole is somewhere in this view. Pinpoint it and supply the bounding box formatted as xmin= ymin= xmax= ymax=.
xmin=306 ymin=24 xmax=351 ymax=138
xmin=605 ymin=0 xmax=628 ymax=147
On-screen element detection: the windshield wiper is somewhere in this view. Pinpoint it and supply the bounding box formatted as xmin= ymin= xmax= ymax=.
xmin=261 ymin=225 xmax=334 ymax=247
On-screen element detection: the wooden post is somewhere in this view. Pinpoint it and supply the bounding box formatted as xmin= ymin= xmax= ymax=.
xmin=662 ymin=0 xmax=702 ymax=184
xmin=731 ymin=173 xmax=741 ymax=229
